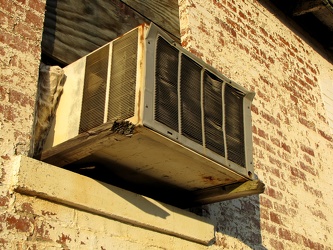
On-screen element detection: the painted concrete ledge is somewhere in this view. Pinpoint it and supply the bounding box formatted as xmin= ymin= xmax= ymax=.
xmin=11 ymin=155 xmax=215 ymax=245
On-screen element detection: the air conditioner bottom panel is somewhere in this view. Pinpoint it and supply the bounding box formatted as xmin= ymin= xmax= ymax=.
xmin=40 ymin=122 xmax=252 ymax=207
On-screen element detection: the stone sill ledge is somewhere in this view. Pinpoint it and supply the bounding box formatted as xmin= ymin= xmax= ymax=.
xmin=11 ymin=155 xmax=214 ymax=245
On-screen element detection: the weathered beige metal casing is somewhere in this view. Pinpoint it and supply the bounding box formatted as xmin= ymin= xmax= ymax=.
xmin=45 ymin=24 xmax=147 ymax=148
xmin=43 ymin=23 xmax=261 ymax=206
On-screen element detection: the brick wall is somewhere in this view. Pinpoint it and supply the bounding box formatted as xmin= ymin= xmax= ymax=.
xmin=1 ymin=0 xmax=333 ymax=249
xmin=0 ymin=0 xmax=46 ymax=247
xmin=179 ymin=0 xmax=333 ymax=249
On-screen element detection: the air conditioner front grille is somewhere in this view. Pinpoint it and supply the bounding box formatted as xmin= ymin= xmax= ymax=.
xmin=203 ymin=71 xmax=225 ymax=157
xmin=180 ymin=54 xmax=203 ymax=145
xmin=79 ymin=45 xmax=109 ymax=133
xmin=108 ymin=29 xmax=138 ymax=122
xmin=155 ymin=37 xmax=179 ymax=132
xmin=225 ymin=84 xmax=246 ymax=167
xmin=151 ymin=36 xmax=251 ymax=170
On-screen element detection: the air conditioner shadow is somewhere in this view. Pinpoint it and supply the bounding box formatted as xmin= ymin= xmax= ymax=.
xmin=190 ymin=195 xmax=267 ymax=249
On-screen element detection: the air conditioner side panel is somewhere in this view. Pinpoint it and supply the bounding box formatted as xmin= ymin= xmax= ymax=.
xmin=44 ymin=58 xmax=86 ymax=149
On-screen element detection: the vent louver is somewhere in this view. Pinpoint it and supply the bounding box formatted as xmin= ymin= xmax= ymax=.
xmin=204 ymin=72 xmax=225 ymax=157
xmin=108 ymin=29 xmax=138 ymax=122
xmin=180 ymin=54 xmax=203 ymax=145
xmin=79 ymin=45 xmax=109 ymax=133
xmin=155 ymin=37 xmax=179 ymax=132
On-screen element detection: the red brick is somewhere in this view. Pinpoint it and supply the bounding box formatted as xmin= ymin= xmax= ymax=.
xmin=260 ymin=196 xmax=273 ymax=208
xmin=299 ymin=161 xmax=317 ymax=176
xmin=274 ymin=202 xmax=288 ymax=215
xmin=213 ymin=0 xmax=226 ymax=8
xmin=303 ymin=183 xmax=323 ymax=198
xmin=278 ymin=35 xmax=290 ymax=47
xmin=14 ymin=21 xmax=40 ymax=41
xmin=20 ymin=203 xmax=34 ymax=214
xmin=239 ymin=10 xmax=247 ymax=20
xmin=0 ymin=193 xmax=10 ymax=207
xmin=260 ymin=111 xmax=281 ymax=128
xmin=257 ymin=89 xmax=270 ymax=102
xmin=300 ymin=144 xmax=315 ymax=156
xmin=296 ymin=56 xmax=304 ymax=65
xmin=29 ymin=0 xmax=45 ymax=14
xmin=290 ymin=166 xmax=306 ymax=180
xmin=6 ymin=214 xmax=33 ymax=232
xmin=311 ymin=209 xmax=326 ymax=220
xmin=260 ymin=207 xmax=270 ymax=220
xmin=279 ymin=227 xmax=292 ymax=241
xmin=302 ymin=236 xmax=324 ymax=250
xmin=261 ymin=221 xmax=277 ymax=234
xmin=270 ymin=238 xmax=285 ymax=250
xmin=299 ymin=117 xmax=316 ymax=131
xmin=269 ymin=136 xmax=280 ymax=147
xmin=269 ymin=176 xmax=278 ymax=187
xmin=251 ymin=104 xmax=258 ymax=114
xmin=257 ymin=128 xmax=268 ymax=139
xmin=0 ymin=86 xmax=7 ymax=101
xmin=9 ymin=89 xmax=34 ymax=108
xmin=317 ymin=129 xmax=333 ymax=142
xmin=227 ymin=1 xmax=236 ymax=12
xmin=281 ymin=142 xmax=291 ymax=153
xmin=0 ymin=31 xmax=29 ymax=53
xmin=259 ymin=26 xmax=268 ymax=37
xmin=266 ymin=187 xmax=283 ymax=200
xmin=0 ymin=103 xmax=17 ymax=121
xmin=306 ymin=63 xmax=317 ymax=74
xmin=290 ymin=94 xmax=298 ymax=104
xmin=304 ymin=75 xmax=316 ymax=87
xmin=278 ymin=181 xmax=286 ymax=191
xmin=270 ymin=211 xmax=282 ymax=224
xmin=268 ymin=56 xmax=275 ymax=64
xmin=25 ymin=9 xmax=44 ymax=29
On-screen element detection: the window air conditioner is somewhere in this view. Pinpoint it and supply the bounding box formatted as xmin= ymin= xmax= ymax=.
xmin=43 ymin=23 xmax=258 ymax=206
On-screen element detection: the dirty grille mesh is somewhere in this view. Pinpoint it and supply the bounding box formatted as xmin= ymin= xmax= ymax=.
xmin=203 ymin=71 xmax=225 ymax=156
xmin=180 ymin=55 xmax=203 ymax=144
xmin=154 ymin=37 xmax=247 ymax=168
xmin=225 ymin=84 xmax=245 ymax=167
xmin=155 ymin=37 xmax=179 ymax=131
xmin=108 ymin=29 xmax=138 ymax=121
xmin=79 ymin=45 xmax=109 ymax=133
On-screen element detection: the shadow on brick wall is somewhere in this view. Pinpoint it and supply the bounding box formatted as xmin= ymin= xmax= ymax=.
xmin=258 ymin=0 xmax=333 ymax=64
xmin=192 ymin=195 xmax=267 ymax=249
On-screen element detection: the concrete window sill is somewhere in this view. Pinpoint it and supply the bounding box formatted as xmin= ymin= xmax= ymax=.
xmin=11 ymin=155 xmax=214 ymax=245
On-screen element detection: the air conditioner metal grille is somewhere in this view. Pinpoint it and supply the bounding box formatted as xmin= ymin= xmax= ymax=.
xmin=108 ymin=29 xmax=138 ymax=122
xmin=155 ymin=37 xmax=179 ymax=132
xmin=151 ymin=36 xmax=251 ymax=170
xmin=180 ymin=54 xmax=203 ymax=144
xmin=203 ymin=71 xmax=225 ymax=157
xmin=79 ymin=45 xmax=109 ymax=133
xmin=225 ymin=84 xmax=245 ymax=167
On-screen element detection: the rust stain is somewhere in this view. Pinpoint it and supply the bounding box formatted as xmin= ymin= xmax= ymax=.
xmin=137 ymin=89 xmax=141 ymax=123
xmin=42 ymin=210 xmax=57 ymax=217
xmin=0 ymin=168 xmax=6 ymax=183
xmin=35 ymin=221 xmax=52 ymax=241
xmin=203 ymin=176 xmax=215 ymax=181
xmin=56 ymin=233 xmax=72 ymax=248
